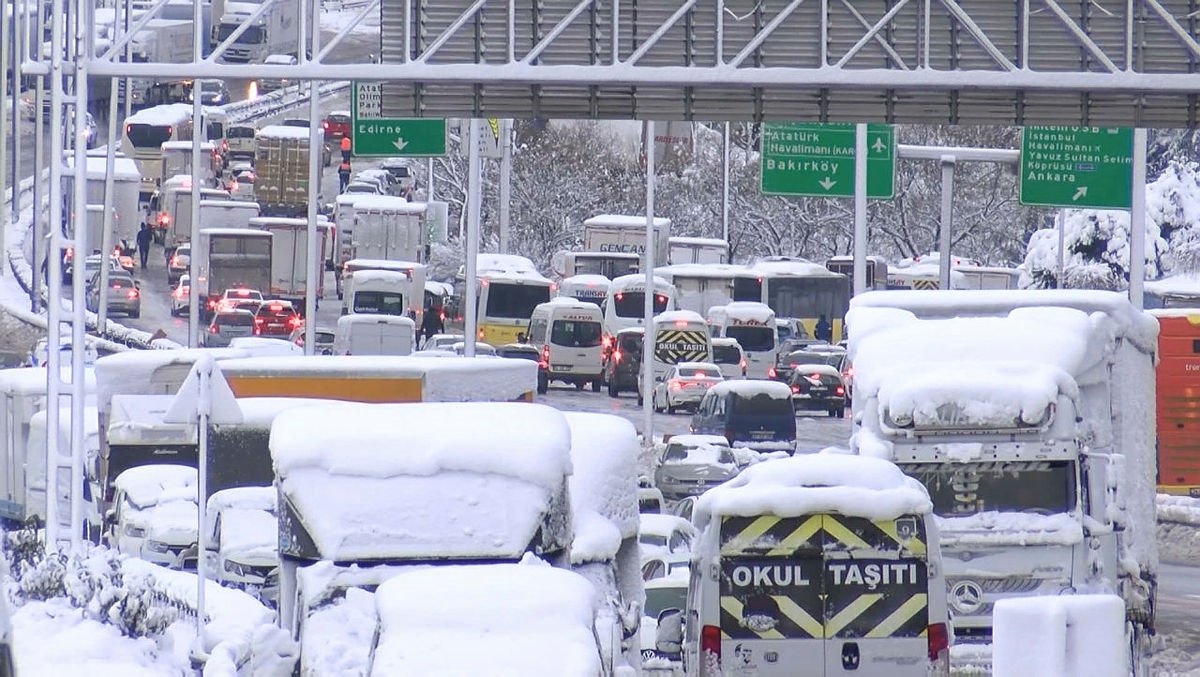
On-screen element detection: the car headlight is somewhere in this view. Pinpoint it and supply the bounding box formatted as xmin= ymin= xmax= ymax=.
xmin=123 ymin=523 xmax=146 ymax=538
xmin=223 ymin=560 xmax=245 ymax=577
xmin=144 ymin=539 xmax=170 ymax=553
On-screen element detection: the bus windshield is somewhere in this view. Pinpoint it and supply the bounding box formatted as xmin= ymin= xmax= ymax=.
xmin=899 ymin=461 xmax=1076 ymax=517
xmin=765 ymin=277 xmax=848 ymax=321
xmin=353 ymin=291 xmax=405 ymax=315
xmin=125 ymin=123 xmax=173 ymax=149
xmin=613 ymin=291 xmax=668 ymax=317
xmin=484 ymin=283 xmax=550 ymax=320
xmin=725 ymin=326 xmax=774 ymax=352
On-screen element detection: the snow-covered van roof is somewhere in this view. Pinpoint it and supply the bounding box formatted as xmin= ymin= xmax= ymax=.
xmin=345 ymin=259 xmax=423 ymax=272
xmin=711 ymin=301 xmax=775 ymax=323
xmin=68 ymin=155 xmax=140 ymax=181
xmin=199 ymin=199 xmax=260 ymax=211
xmin=535 ymin=298 xmax=603 ymax=313
xmin=693 ymin=454 xmax=932 ymax=531
xmin=654 ymin=309 xmax=706 ymax=325
xmin=1145 ymin=274 xmax=1200 ymax=297
xmin=584 ymin=214 xmax=670 ymax=228
xmin=563 ymin=413 xmax=640 ymax=563
xmin=161 ymin=140 xmax=215 ymax=151
xmin=96 ymin=348 xmax=247 ymax=405
xmin=124 ymin=103 xmax=191 ymax=126
xmin=207 ymin=486 xmax=275 ymax=514
xmin=350 ymin=268 xmax=421 ymax=285
xmin=706 ymin=380 xmax=793 ymax=400
xmin=270 ymin=403 xmax=571 ymax=560
xmin=352 ymin=195 xmax=424 ymax=214
xmin=372 ymin=564 xmax=601 ymax=676
xmin=478 ymin=253 xmax=539 ymax=273
xmin=113 ymin=464 xmax=197 ymax=509
xmin=256 ymin=125 xmax=312 ymax=140
xmin=611 ymin=273 xmax=672 ymax=291
xmin=560 ymin=274 xmax=613 ymax=288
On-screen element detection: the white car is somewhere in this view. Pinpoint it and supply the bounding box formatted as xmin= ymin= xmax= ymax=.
xmin=640 ymin=573 xmax=688 ymax=662
xmin=204 ymin=487 xmax=278 ymax=602
xmin=170 ymin=274 xmax=190 ymax=316
xmin=420 ymin=333 xmax=465 ymax=351
xmin=638 ymin=513 xmax=696 ymax=560
xmin=106 ymin=465 xmax=198 ymax=569
xmin=227 ymin=164 xmax=256 ymax=201
xmin=649 ymin=362 xmax=724 ymax=414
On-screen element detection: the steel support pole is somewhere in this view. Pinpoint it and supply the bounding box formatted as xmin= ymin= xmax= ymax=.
xmin=188 ymin=0 xmax=204 ymax=349
xmin=196 ymin=362 xmax=210 ymax=641
xmin=1129 ymin=128 xmax=1147 ymax=309
xmin=11 ymin=0 xmax=23 ymax=227
xmin=938 ymin=156 xmax=955 ymax=290
xmin=30 ymin=6 xmax=43 ymax=312
xmin=69 ymin=0 xmax=92 ymax=551
xmin=464 ymin=119 xmax=482 ymax=357
xmin=641 ymin=121 xmax=656 ymax=446
xmin=1056 ymin=210 xmax=1065 ymax=288
xmin=498 ymin=119 xmax=512 ymax=254
xmin=427 ymin=157 xmax=435 ymax=200
xmin=853 ymin=124 xmax=867 ymax=296
xmin=1 ymin=1 xmax=9 ymax=263
xmin=721 ymin=122 xmax=730 ymax=245
xmin=45 ymin=0 xmax=66 ymax=549
xmin=304 ymin=0 xmax=320 ymax=352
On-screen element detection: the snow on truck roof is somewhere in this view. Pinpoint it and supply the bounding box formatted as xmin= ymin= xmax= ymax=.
xmin=1145 ymin=273 xmax=1200 ymax=297
xmin=585 ymin=214 xmax=670 ymax=228
xmin=656 ymin=263 xmax=747 ymax=279
xmin=270 ymin=402 xmax=571 ymax=489
xmin=0 ymin=367 xmax=94 ymax=396
xmin=69 ymin=156 xmax=141 ymax=181
xmin=350 ymin=268 xmax=420 ymax=284
xmin=563 ymin=413 xmax=640 ymax=563
xmin=750 ymin=260 xmax=843 ymax=277
xmin=372 ymin=564 xmax=601 ymax=677
xmin=352 ymin=195 xmax=424 ymax=213
xmin=670 ymin=236 xmax=728 ymax=247
xmin=124 ymin=103 xmax=192 ymax=125
xmin=96 ymin=348 xmax=247 ymax=404
xmin=693 ymin=454 xmax=932 ymax=530
xmin=256 ymin=125 xmax=313 ymax=140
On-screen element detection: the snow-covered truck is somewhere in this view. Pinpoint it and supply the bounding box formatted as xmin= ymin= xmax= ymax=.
xmin=347 ymin=196 xmax=427 ymax=265
xmin=552 ymin=215 xmax=672 ymax=279
xmin=151 ymin=175 xmax=230 ymax=250
xmin=213 ymin=0 xmax=298 ymax=64
xmin=668 ymin=236 xmax=728 ymax=265
xmin=269 ymin=402 xmax=575 ymax=674
xmin=198 ymin=199 xmax=260 ymax=230
xmin=247 ymin=216 xmax=329 ymax=308
xmin=195 ymin=227 xmax=273 ymax=314
xmin=254 ymin=126 xmax=322 ymax=218
xmin=119 ymin=19 xmax=193 ymax=108
xmin=65 ymin=155 xmax=142 ymax=255
xmin=847 ymin=289 xmax=1158 ymax=668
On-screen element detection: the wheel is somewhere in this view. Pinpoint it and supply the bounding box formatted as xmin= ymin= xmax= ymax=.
xmin=608 ymin=381 xmax=619 ymax=398
xmin=130 ymin=310 xmax=140 ymax=319
xmin=667 ymin=402 xmax=676 ymax=415
xmin=591 ymin=379 xmax=601 ymax=393
xmin=575 ymin=381 xmax=585 ymax=391
xmin=836 ymin=407 xmax=846 ymax=419
xmin=637 ymin=394 xmax=643 ymax=406
xmin=537 ymin=373 xmax=548 ymax=394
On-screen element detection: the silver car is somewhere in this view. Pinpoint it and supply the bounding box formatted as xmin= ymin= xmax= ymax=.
xmin=204 ymin=309 xmax=256 ymax=347
xmin=654 ymin=434 xmax=740 ymax=500
xmin=85 ymin=274 xmax=140 ymax=318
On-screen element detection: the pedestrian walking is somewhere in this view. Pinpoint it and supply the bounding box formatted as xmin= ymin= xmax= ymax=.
xmin=338 ymin=160 xmax=352 ymax=192
xmin=135 ymin=223 xmax=153 ymax=269
xmin=340 ymin=136 xmax=352 ymax=162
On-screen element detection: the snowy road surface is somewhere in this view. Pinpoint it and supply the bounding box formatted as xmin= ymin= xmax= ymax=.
xmin=1154 ymin=563 xmax=1200 ymax=674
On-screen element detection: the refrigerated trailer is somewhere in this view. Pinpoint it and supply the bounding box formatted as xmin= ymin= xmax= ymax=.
xmin=248 ymin=217 xmax=330 ymax=308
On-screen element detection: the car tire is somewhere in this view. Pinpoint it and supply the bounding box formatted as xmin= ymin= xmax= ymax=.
xmin=608 ymin=382 xmax=619 ymax=398
xmin=667 ymin=402 xmax=676 ymax=415
xmin=637 ymin=394 xmax=643 ymax=406
xmin=130 ymin=310 xmax=140 ymax=319
xmin=836 ymin=407 xmax=846 ymax=419
xmin=591 ymin=379 xmax=601 ymax=393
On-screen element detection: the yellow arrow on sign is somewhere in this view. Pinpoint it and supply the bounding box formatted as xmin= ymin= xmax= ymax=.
xmin=487 ymin=118 xmax=500 ymax=141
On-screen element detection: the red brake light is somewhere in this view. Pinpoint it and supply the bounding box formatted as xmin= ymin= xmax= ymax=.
xmin=669 ymin=381 xmax=682 ymax=391
xmin=166 ymin=126 xmax=172 ymax=135
xmin=237 ymin=289 xmax=250 ymax=296
xmin=288 ymin=315 xmax=301 ymax=328
xmin=170 ymin=256 xmax=181 ymax=267
xmin=615 ymin=292 xmax=623 ymax=300
xmin=739 ymin=359 xmax=746 ymax=369
xmin=810 ymin=372 xmax=820 ymax=380
xmin=612 ymin=349 xmax=622 ymax=364
xmin=322 ymin=121 xmax=329 ymax=129
xmin=539 ymin=345 xmax=550 ymax=368
xmin=268 ymin=303 xmax=283 ymax=311
xmin=768 ymin=366 xmax=777 ymax=378
xmin=835 ymin=385 xmax=845 ymax=396
xmin=673 ymin=320 xmax=687 ymax=327
xmin=791 ymin=385 xmax=800 ymax=394
xmin=159 ymin=213 xmax=170 ymax=226
xmin=126 ymin=289 xmax=138 ymax=299
xmin=927 ymin=622 xmax=949 ymax=662
xmin=701 ymin=625 xmax=721 ymax=664
xmin=209 ymin=324 xmax=218 ymax=334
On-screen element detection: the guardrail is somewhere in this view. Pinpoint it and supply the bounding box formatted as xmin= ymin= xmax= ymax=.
xmin=1 ymin=81 xmax=351 ymax=352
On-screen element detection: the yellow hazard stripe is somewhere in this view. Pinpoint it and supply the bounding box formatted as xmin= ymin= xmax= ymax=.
xmin=873 ymin=519 xmax=927 ymax=556
xmin=865 ymin=593 xmax=928 ymax=638
xmin=720 ymin=596 xmax=785 ymax=640
xmin=766 ymin=516 xmax=823 ymax=556
xmin=721 ymin=515 xmax=782 ymax=554
xmin=774 ymin=594 xmax=824 ymax=638
xmin=824 ymin=593 xmax=882 ymax=638
xmin=822 ymin=517 xmax=872 ymax=550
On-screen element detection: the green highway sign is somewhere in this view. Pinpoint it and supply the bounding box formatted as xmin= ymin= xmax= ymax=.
xmin=760 ymin=122 xmax=895 ymax=199
xmin=351 ymin=81 xmax=447 ymax=157
xmin=1019 ymin=126 xmax=1132 ymax=209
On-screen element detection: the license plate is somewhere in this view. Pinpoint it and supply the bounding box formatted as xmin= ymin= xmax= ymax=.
xmin=551 ymin=364 xmax=572 ymax=372
xmin=751 ymin=431 xmax=773 ymax=439
xmin=810 ymin=386 xmax=827 ymax=393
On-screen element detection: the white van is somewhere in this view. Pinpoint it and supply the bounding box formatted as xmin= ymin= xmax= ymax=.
xmin=331 ymin=314 xmax=416 ymax=356
xmin=707 ymin=302 xmax=778 ymax=379
xmin=650 ymin=310 xmax=713 ymax=381
xmin=528 ymin=298 xmax=606 ymax=393
xmin=340 ymin=260 xmax=427 ymax=323
xmin=604 ymin=273 xmax=677 ymax=338
xmin=558 ymin=274 xmax=611 ymax=308
xmin=656 ymin=453 xmax=951 ymax=677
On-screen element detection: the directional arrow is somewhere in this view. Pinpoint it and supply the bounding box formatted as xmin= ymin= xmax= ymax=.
xmin=872 ymin=137 xmax=886 ymax=153
xmin=392 ymin=137 xmax=409 ymax=152
xmin=1072 ymin=186 xmax=1088 ymax=201
xmin=818 ymin=177 xmax=837 ymax=191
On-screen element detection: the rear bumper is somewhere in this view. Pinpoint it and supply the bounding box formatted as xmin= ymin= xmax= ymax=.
xmin=792 ymin=395 xmax=845 ymax=410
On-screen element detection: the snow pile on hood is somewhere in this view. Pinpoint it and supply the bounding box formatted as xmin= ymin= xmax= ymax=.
xmin=207 ymin=486 xmax=275 ymax=514
xmin=693 ymin=454 xmax=931 ymax=532
xmin=935 ymin=511 xmax=1084 ymax=547
xmin=107 ymin=395 xmax=198 ymax=446
xmin=114 ymin=465 xmax=196 ymax=509
xmin=271 ymin=403 xmax=571 ymax=561
xmin=371 ymin=564 xmax=601 ymax=676
xmin=220 ymin=508 xmax=277 ymax=563
xmin=563 ymin=413 xmax=640 ymax=564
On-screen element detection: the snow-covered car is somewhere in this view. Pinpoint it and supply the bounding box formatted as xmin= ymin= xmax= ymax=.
xmin=640 ymin=573 xmax=688 ymax=664
xmin=788 ymin=362 xmax=848 ymax=417
xmin=648 ymin=362 xmax=724 ymax=414
xmin=638 ymin=513 xmax=696 ymax=560
xmin=641 ymin=551 xmax=690 ymax=582
xmin=227 ymin=164 xmax=256 ymax=201
xmin=369 ymin=564 xmax=605 ymax=675
xmin=654 ymin=434 xmax=740 ymax=500
xmin=289 ymin=325 xmax=337 ymax=355
xmin=171 ymin=274 xmax=190 ymax=316
xmin=419 ymin=333 xmax=464 ymax=351
xmin=710 ymin=337 xmax=747 ymax=380
xmin=106 ymin=464 xmax=198 ymax=569
xmin=450 ymin=341 xmax=497 ymax=356
xmin=204 ymin=487 xmax=278 ymax=602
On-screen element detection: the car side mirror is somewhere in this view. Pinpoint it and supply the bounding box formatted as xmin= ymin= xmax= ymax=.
xmin=655 ymin=608 xmax=684 ymax=654
xmin=655 ymin=376 xmax=664 ymax=383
